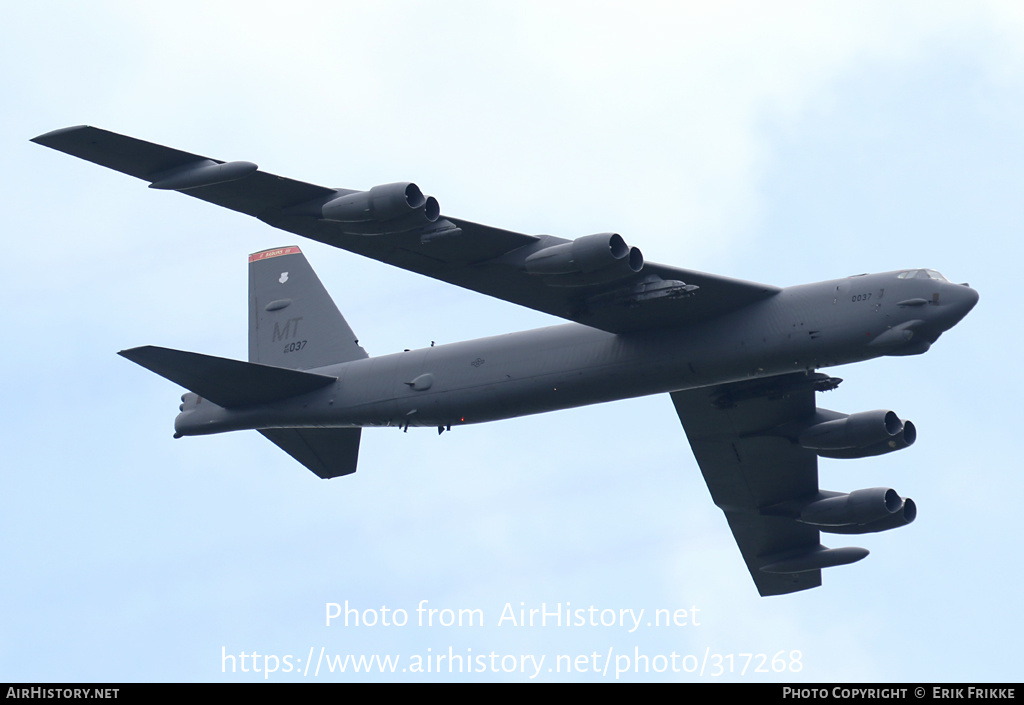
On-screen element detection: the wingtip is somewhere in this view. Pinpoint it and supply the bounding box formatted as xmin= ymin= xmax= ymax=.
xmin=30 ymin=125 xmax=92 ymax=145
xmin=118 ymin=346 xmax=154 ymax=360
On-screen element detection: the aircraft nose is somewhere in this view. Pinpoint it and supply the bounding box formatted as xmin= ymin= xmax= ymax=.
xmin=946 ymin=284 xmax=979 ymax=326
xmin=959 ymin=284 xmax=979 ymax=312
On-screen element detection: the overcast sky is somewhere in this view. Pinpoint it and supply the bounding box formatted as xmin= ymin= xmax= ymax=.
xmin=3 ymin=1 xmax=1022 ymax=682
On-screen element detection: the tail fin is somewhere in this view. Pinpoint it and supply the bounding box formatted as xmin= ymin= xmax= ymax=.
xmin=120 ymin=247 xmax=367 ymax=479
xmin=248 ymin=246 xmax=366 ymax=478
xmin=248 ymin=246 xmax=368 ymax=369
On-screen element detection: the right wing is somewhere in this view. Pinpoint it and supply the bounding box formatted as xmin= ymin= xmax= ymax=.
xmin=32 ymin=125 xmax=780 ymax=335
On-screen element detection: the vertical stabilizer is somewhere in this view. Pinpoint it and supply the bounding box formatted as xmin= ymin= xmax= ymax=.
xmin=248 ymin=247 xmax=366 ymax=478
xmin=248 ymin=246 xmax=368 ymax=369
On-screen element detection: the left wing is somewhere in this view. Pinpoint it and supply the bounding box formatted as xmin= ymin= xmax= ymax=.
xmin=671 ymin=373 xmax=875 ymax=597
xmin=32 ymin=125 xmax=780 ymax=334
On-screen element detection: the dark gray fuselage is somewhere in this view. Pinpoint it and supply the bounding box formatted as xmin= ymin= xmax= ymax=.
xmin=175 ymin=271 xmax=977 ymax=436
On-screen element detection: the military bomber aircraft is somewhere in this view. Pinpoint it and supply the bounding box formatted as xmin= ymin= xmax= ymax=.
xmin=32 ymin=126 xmax=978 ymax=596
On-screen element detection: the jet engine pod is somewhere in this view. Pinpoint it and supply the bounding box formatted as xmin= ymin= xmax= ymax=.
xmin=320 ymin=182 xmax=440 ymax=233
xmin=798 ymin=410 xmax=915 ymax=459
xmin=817 ymin=419 xmax=916 ymax=460
xmin=800 ymin=488 xmax=903 ymax=527
xmin=524 ymin=233 xmax=643 ymax=286
xmin=795 ymin=487 xmax=917 ymax=534
xmin=823 ymin=497 xmax=917 ymax=534
xmin=799 ymin=410 xmax=900 ymax=450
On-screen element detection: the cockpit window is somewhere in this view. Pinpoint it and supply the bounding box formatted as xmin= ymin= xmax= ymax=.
xmin=897 ymin=269 xmax=947 ymax=281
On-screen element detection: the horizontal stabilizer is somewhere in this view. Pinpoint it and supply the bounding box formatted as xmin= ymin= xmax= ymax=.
xmin=259 ymin=428 xmax=361 ymax=479
xmin=119 ymin=345 xmax=336 ymax=408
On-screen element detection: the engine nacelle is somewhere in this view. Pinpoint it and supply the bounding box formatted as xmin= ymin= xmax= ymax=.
xmin=799 ymin=488 xmax=916 ymax=534
xmin=320 ymin=182 xmax=440 ymax=233
xmin=822 ymin=498 xmax=917 ymax=534
xmin=818 ymin=420 xmax=916 ymax=459
xmin=524 ymin=233 xmax=643 ymax=286
xmin=801 ymin=488 xmax=902 ymax=526
xmin=798 ymin=410 xmax=915 ymax=459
